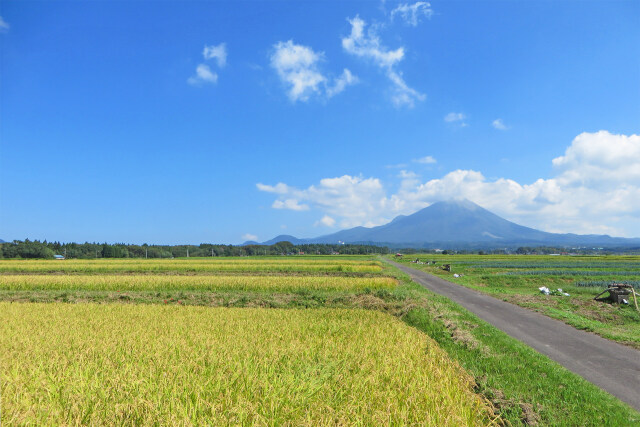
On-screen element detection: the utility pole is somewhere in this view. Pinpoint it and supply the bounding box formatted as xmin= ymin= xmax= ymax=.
xmin=145 ymin=248 xmax=148 ymax=259
xmin=187 ymin=248 xmax=189 ymax=258
xmin=211 ymin=248 xmax=214 ymax=257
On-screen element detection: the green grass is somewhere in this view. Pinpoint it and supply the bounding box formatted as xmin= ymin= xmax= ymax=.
xmin=382 ymin=264 xmax=640 ymax=426
xmin=393 ymin=254 xmax=640 ymax=348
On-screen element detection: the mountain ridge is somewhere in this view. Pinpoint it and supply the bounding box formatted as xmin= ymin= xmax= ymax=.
xmin=248 ymin=200 xmax=640 ymax=248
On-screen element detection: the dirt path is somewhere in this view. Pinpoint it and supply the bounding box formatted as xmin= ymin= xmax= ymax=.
xmin=390 ymin=260 xmax=640 ymax=411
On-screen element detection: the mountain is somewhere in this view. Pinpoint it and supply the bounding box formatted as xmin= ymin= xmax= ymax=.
xmin=247 ymin=235 xmax=308 ymax=246
xmin=259 ymin=199 xmax=640 ymax=248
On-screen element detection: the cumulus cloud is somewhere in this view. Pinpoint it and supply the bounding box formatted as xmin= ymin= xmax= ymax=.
xmin=272 ymin=199 xmax=309 ymax=211
xmin=342 ymin=16 xmax=424 ymax=107
xmin=414 ymin=155 xmax=437 ymax=164
xmin=552 ymin=131 xmax=640 ymax=187
xmin=257 ymin=131 xmax=640 ymax=237
xmin=242 ymin=233 xmax=258 ymax=241
xmin=315 ymin=215 xmax=337 ymax=227
xmin=271 ymin=40 xmax=326 ymax=101
xmin=342 ymin=16 xmax=404 ymax=68
xmin=387 ymin=70 xmax=426 ymax=107
xmin=326 ymin=69 xmax=358 ymax=98
xmin=203 ymin=43 xmax=227 ymax=68
xmin=270 ymin=40 xmax=356 ymax=102
xmin=444 ymin=112 xmax=467 ymax=125
xmin=0 ymin=16 xmax=9 ymax=32
xmin=189 ymin=42 xmax=226 ymax=86
xmin=258 ymin=175 xmax=388 ymax=228
xmin=187 ymin=64 xmax=218 ymax=85
xmin=492 ymin=118 xmax=508 ymax=130
xmin=391 ymin=2 xmax=434 ymax=26
xmin=256 ymin=183 xmax=291 ymax=194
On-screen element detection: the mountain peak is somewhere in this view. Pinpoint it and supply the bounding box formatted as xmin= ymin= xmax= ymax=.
xmin=260 ymin=199 xmax=640 ymax=248
xmin=430 ymin=198 xmax=480 ymax=210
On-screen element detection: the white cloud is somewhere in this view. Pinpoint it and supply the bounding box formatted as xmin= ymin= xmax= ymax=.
xmin=271 ymin=40 xmax=325 ymax=101
xmin=551 ymin=130 xmax=640 ymax=187
xmin=257 ymin=131 xmax=640 ymax=237
xmin=272 ymin=199 xmax=310 ymax=211
xmin=492 ymin=118 xmax=508 ymax=130
xmin=342 ymin=16 xmax=424 ymax=107
xmin=414 ymin=155 xmax=436 ymax=164
xmin=187 ymin=64 xmax=218 ymax=85
xmin=270 ymin=40 xmax=356 ymax=102
xmin=0 ymin=16 xmax=9 ymax=32
xmin=203 ymin=43 xmax=227 ymax=68
xmin=391 ymin=2 xmax=434 ymax=26
xmin=444 ymin=112 xmax=466 ymax=122
xmin=258 ymin=175 xmax=387 ymax=228
xmin=342 ymin=16 xmax=404 ymax=68
xmin=256 ymin=182 xmax=291 ymax=194
xmin=242 ymin=233 xmax=258 ymax=241
xmin=315 ymin=215 xmax=337 ymax=227
xmin=387 ymin=70 xmax=426 ymax=107
xmin=189 ymin=43 xmax=226 ymax=86
xmin=326 ymin=69 xmax=358 ymax=98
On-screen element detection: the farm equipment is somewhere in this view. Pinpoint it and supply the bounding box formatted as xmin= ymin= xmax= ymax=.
xmin=594 ymin=284 xmax=639 ymax=313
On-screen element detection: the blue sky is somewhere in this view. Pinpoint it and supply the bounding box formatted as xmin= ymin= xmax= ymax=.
xmin=1 ymin=1 xmax=639 ymax=244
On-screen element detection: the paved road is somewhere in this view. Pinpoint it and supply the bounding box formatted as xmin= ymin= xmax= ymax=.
xmin=390 ymin=260 xmax=640 ymax=411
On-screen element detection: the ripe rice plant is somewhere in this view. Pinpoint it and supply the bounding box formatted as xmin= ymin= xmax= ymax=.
xmin=0 ymin=259 xmax=383 ymax=274
xmin=0 ymin=274 xmax=397 ymax=292
xmin=0 ymin=304 xmax=494 ymax=425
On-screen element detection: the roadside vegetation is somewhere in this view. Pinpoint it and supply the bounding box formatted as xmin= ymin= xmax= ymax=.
xmin=1 ymin=255 xmax=638 ymax=425
xmin=392 ymin=254 xmax=640 ymax=349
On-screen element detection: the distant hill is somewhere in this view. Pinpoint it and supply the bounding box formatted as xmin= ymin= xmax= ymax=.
xmin=243 ymin=235 xmax=308 ymax=246
xmin=259 ymin=199 xmax=640 ymax=248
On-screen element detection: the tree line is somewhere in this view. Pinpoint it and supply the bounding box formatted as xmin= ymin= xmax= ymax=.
xmin=0 ymin=239 xmax=390 ymax=259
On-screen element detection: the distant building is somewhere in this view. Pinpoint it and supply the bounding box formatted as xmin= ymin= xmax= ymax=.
xmin=54 ymin=255 xmax=65 ymax=260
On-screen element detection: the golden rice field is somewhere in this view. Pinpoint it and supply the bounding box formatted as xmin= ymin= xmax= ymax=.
xmin=0 ymin=259 xmax=383 ymax=274
xmin=0 ymin=303 xmax=494 ymax=426
xmin=0 ymin=274 xmax=397 ymax=292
